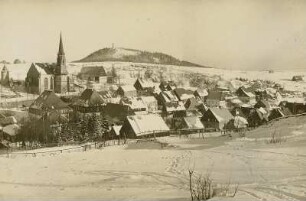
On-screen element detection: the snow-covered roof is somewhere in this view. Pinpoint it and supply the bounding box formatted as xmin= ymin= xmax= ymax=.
xmin=126 ymin=114 xmax=169 ymax=136
xmin=165 ymin=101 xmax=186 ymax=112
xmin=161 ymin=91 xmax=179 ymax=102
xmin=111 ymin=125 xmax=122 ymax=136
xmin=136 ymin=78 xmax=155 ymax=88
xmin=234 ymin=116 xmax=248 ymax=128
xmin=141 ymin=96 xmax=157 ymax=103
xmin=183 ymin=116 xmax=204 ymax=129
xmin=195 ymin=89 xmax=208 ymax=97
xmin=3 ymin=124 xmax=20 ymax=136
xmin=209 ymin=108 xmax=234 ymax=123
xmin=120 ymin=97 xmax=147 ymax=110
xmin=119 ymin=85 xmax=136 ymax=92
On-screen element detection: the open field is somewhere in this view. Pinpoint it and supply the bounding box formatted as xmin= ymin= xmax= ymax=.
xmin=0 ymin=115 xmax=306 ymax=200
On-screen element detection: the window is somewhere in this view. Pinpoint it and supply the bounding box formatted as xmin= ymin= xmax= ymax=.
xmin=95 ymin=76 xmax=99 ymax=82
xmin=44 ymin=78 xmax=48 ymax=89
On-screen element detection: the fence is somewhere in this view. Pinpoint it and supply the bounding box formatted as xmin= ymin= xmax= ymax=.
xmin=0 ymin=139 xmax=127 ymax=159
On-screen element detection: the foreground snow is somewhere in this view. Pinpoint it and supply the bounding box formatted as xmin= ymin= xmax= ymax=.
xmin=1 ymin=116 xmax=306 ymax=200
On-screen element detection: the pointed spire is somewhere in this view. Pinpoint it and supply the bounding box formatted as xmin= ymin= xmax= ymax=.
xmin=58 ymin=32 xmax=65 ymax=55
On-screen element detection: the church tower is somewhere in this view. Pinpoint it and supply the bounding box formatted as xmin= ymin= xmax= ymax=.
xmin=54 ymin=33 xmax=69 ymax=93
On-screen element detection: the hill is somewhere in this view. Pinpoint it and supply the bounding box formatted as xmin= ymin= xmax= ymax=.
xmin=75 ymin=47 xmax=204 ymax=67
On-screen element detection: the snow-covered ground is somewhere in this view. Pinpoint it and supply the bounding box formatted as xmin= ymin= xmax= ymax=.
xmin=1 ymin=115 xmax=306 ymax=200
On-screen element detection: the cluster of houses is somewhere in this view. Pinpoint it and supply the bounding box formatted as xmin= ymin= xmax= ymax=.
xmin=1 ymin=34 xmax=306 ymax=145
xmin=22 ymin=75 xmax=306 ymax=142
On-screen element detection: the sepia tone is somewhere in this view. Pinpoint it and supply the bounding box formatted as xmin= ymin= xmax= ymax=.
xmin=0 ymin=0 xmax=306 ymax=200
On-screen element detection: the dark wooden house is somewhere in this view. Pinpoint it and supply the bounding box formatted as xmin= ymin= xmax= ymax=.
xmin=201 ymin=108 xmax=234 ymax=131
xmin=71 ymin=88 xmax=105 ymax=114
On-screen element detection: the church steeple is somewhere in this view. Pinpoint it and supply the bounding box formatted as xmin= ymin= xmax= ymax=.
xmin=58 ymin=33 xmax=65 ymax=55
xmin=56 ymin=33 xmax=67 ymax=75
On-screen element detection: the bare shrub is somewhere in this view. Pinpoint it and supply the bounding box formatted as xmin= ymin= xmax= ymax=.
xmin=188 ymin=169 xmax=239 ymax=200
xmin=267 ymin=129 xmax=285 ymax=144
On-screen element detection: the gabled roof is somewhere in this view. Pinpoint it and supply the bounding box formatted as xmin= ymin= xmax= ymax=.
xmin=111 ymin=125 xmax=122 ymax=136
xmin=98 ymin=90 xmax=114 ymax=99
xmin=194 ymin=89 xmax=208 ymax=97
xmin=74 ymin=88 xmax=104 ymax=106
xmin=160 ymin=91 xmax=179 ymax=103
xmin=31 ymin=63 xmax=54 ymax=75
xmin=255 ymin=99 xmax=271 ymax=109
xmin=118 ymin=85 xmax=136 ymax=92
xmin=173 ymin=88 xmax=194 ymax=101
xmin=237 ymin=86 xmax=256 ymax=98
xmin=141 ymin=96 xmax=157 ymax=103
xmin=207 ymin=91 xmax=223 ymax=101
xmin=183 ymin=116 xmax=204 ymax=129
xmin=120 ymin=97 xmax=146 ymax=110
xmin=0 ymin=116 xmax=17 ymax=126
xmin=30 ymin=90 xmax=69 ymax=111
xmin=3 ymin=124 xmax=20 ymax=136
xmin=209 ymin=108 xmax=234 ymax=123
xmin=184 ymin=97 xmax=200 ymax=111
xmin=135 ymin=78 xmax=155 ymax=88
xmin=80 ymin=66 xmax=107 ymax=76
xmin=233 ymin=116 xmax=248 ymax=128
xmin=164 ymin=101 xmax=186 ymax=112
xmin=124 ymin=114 xmax=169 ymax=136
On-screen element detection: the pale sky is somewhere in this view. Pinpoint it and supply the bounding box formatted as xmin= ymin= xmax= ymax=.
xmin=0 ymin=0 xmax=306 ymax=70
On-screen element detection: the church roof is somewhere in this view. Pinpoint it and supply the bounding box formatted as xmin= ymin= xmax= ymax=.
xmin=58 ymin=33 xmax=65 ymax=55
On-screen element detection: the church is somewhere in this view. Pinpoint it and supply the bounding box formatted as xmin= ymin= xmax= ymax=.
xmin=26 ymin=34 xmax=73 ymax=94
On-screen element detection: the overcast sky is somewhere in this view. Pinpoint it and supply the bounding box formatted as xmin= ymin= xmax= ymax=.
xmin=0 ymin=0 xmax=306 ymax=70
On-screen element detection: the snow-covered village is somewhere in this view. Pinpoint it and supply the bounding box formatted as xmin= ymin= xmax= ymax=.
xmin=1 ymin=1 xmax=306 ymax=201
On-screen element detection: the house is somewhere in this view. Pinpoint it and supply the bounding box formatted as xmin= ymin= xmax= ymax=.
xmin=120 ymin=114 xmax=170 ymax=138
xmin=134 ymin=78 xmax=155 ymax=93
xmin=116 ymin=85 xmax=137 ymax=97
xmin=268 ymin=108 xmax=286 ymax=121
xmin=25 ymin=34 xmax=72 ymax=94
xmin=120 ymin=97 xmax=147 ymax=114
xmin=247 ymin=108 xmax=269 ymax=127
xmin=181 ymin=116 xmax=205 ymax=131
xmin=292 ymin=75 xmax=303 ymax=82
xmin=79 ymin=66 xmax=107 ymax=83
xmin=279 ymin=100 xmax=304 ymax=115
xmin=158 ymin=91 xmax=179 ymax=104
xmin=231 ymin=107 xmax=248 ymax=119
xmin=2 ymin=124 xmax=20 ymax=142
xmin=159 ymin=81 xmax=177 ymax=91
xmin=163 ymin=101 xmax=186 ymax=117
xmin=236 ymin=86 xmax=256 ymax=102
xmin=194 ymin=89 xmax=208 ymax=101
xmin=108 ymin=125 xmax=122 ymax=140
xmin=254 ymin=99 xmax=271 ymax=111
xmin=98 ymin=90 xmax=115 ymax=103
xmin=71 ymin=88 xmax=105 ymax=114
xmin=184 ymin=97 xmax=202 ymax=117
xmin=233 ymin=115 xmax=249 ymax=129
xmin=173 ymin=88 xmax=195 ymax=102
xmin=29 ymin=90 xmax=71 ymax=118
xmin=0 ymin=116 xmax=17 ymax=127
xmin=201 ymin=108 xmax=234 ymax=131
xmin=103 ymin=103 xmax=134 ymax=125
xmin=141 ymin=96 xmax=158 ymax=113
xmin=206 ymin=91 xmax=225 ymax=108
xmin=197 ymin=103 xmax=209 ymax=114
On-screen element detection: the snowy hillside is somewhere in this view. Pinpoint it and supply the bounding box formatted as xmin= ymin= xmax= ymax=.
xmin=75 ymin=47 xmax=203 ymax=67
